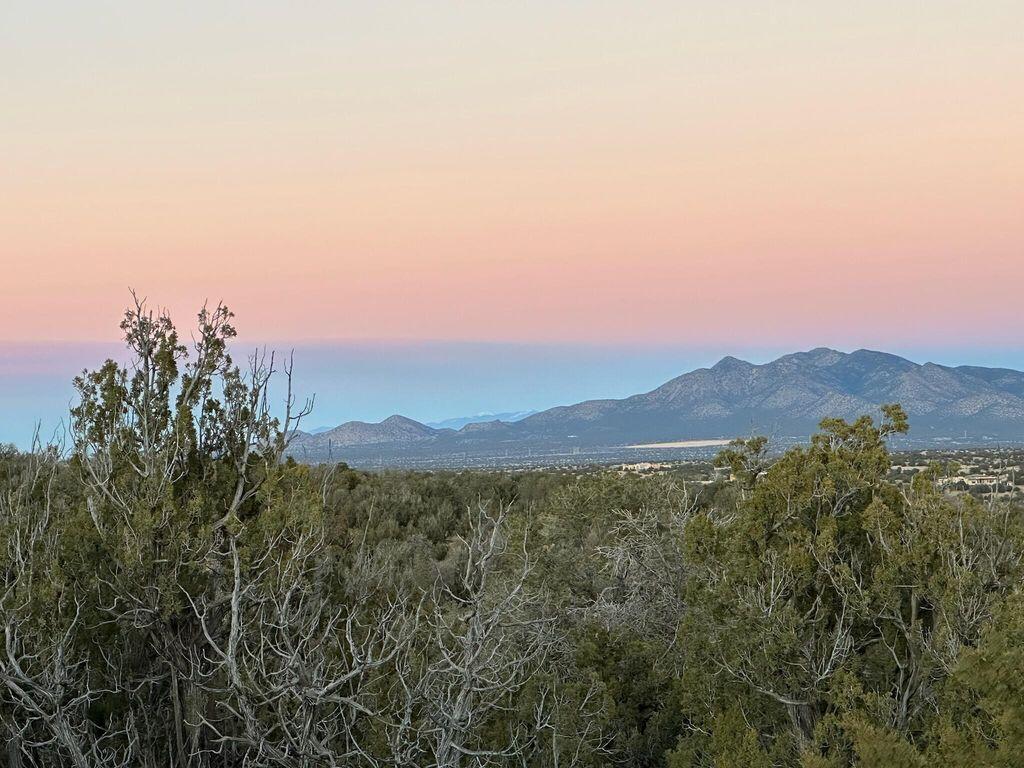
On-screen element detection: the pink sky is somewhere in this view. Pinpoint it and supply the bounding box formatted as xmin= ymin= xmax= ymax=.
xmin=2 ymin=2 xmax=1022 ymax=346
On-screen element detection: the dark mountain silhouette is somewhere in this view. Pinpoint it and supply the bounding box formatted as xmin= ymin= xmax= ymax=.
xmin=288 ymin=348 xmax=1024 ymax=466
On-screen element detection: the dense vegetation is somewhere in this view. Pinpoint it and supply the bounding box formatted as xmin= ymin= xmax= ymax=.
xmin=2 ymin=302 xmax=1023 ymax=767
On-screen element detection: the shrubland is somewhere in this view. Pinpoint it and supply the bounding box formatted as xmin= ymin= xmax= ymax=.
xmin=1 ymin=301 xmax=1022 ymax=767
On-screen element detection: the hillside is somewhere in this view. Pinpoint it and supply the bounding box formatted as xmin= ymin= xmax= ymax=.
xmin=291 ymin=414 xmax=442 ymax=455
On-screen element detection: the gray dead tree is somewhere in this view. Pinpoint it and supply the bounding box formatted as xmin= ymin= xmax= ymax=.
xmin=381 ymin=501 xmax=593 ymax=768
xmin=184 ymin=524 xmax=414 ymax=767
xmin=0 ymin=439 xmax=140 ymax=767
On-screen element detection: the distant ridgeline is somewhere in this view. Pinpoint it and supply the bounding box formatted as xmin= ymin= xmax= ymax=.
xmin=288 ymin=348 xmax=1024 ymax=467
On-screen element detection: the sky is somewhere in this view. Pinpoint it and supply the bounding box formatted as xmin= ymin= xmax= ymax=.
xmin=2 ymin=2 xmax=1023 ymax=444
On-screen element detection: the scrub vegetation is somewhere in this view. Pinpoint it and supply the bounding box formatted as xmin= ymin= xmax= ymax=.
xmin=2 ymin=301 xmax=1022 ymax=767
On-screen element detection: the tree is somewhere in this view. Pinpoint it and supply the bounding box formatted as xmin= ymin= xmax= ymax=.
xmin=680 ymin=405 xmax=1022 ymax=764
xmin=383 ymin=501 xmax=564 ymax=767
xmin=5 ymin=295 xmax=316 ymax=766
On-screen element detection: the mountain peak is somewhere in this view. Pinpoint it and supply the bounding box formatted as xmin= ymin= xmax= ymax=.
xmin=780 ymin=347 xmax=846 ymax=366
xmin=806 ymin=346 xmax=841 ymax=358
xmin=291 ymin=413 xmax=435 ymax=450
xmin=848 ymin=348 xmax=913 ymax=363
xmin=381 ymin=414 xmax=425 ymax=427
xmin=712 ymin=355 xmax=751 ymax=371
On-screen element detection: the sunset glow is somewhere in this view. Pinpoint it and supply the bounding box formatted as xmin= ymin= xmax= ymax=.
xmin=3 ymin=2 xmax=1022 ymax=347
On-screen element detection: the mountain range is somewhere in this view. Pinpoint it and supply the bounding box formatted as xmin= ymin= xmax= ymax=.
xmin=427 ymin=411 xmax=537 ymax=430
xmin=287 ymin=348 xmax=1024 ymax=467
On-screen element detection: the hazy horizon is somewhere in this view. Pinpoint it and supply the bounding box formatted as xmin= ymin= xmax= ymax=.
xmin=5 ymin=338 xmax=1024 ymax=448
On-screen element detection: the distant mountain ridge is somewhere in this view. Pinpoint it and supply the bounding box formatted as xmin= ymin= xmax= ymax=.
xmin=288 ymin=348 xmax=1024 ymax=465
xmin=295 ymin=414 xmax=441 ymax=451
xmin=427 ymin=411 xmax=536 ymax=430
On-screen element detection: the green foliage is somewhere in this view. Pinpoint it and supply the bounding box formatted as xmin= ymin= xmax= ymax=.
xmin=3 ymin=304 xmax=1023 ymax=766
